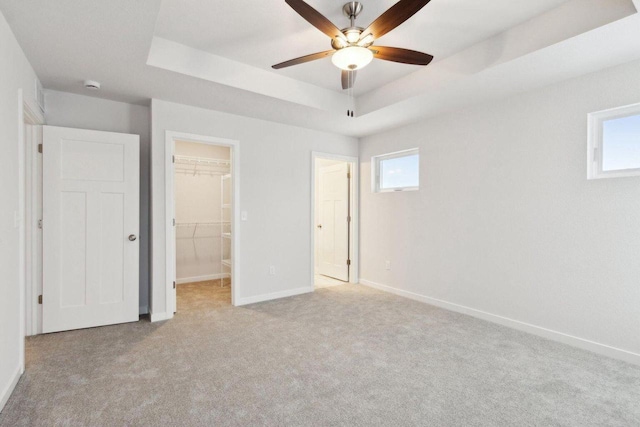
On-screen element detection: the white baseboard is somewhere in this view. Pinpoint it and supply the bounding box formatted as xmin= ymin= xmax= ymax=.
xmin=176 ymin=273 xmax=229 ymax=285
xmin=150 ymin=311 xmax=173 ymax=322
xmin=0 ymin=365 xmax=22 ymax=413
xmin=360 ymin=279 xmax=640 ymax=366
xmin=236 ymin=286 xmax=313 ymax=306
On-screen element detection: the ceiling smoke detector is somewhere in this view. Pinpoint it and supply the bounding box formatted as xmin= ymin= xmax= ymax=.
xmin=83 ymin=80 xmax=101 ymax=90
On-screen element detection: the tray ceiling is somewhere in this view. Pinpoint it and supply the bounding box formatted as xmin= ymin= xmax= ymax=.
xmin=1 ymin=0 xmax=639 ymax=136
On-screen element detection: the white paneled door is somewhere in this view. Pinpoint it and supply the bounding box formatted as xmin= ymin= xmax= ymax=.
xmin=318 ymin=163 xmax=350 ymax=281
xmin=42 ymin=126 xmax=139 ymax=333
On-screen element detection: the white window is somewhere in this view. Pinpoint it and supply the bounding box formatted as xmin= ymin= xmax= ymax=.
xmin=588 ymin=103 xmax=640 ymax=179
xmin=373 ymin=148 xmax=419 ymax=192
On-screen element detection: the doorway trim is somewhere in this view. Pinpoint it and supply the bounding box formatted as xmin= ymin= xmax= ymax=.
xmin=22 ymin=93 xmax=45 ymax=338
xmin=310 ymin=151 xmax=359 ymax=288
xmin=164 ymin=131 xmax=240 ymax=310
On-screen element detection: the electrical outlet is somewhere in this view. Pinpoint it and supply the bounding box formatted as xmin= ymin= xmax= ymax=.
xmin=241 ymin=211 xmax=248 ymax=221
xmin=269 ymin=265 xmax=276 ymax=275
xmin=385 ymin=260 xmax=391 ymax=270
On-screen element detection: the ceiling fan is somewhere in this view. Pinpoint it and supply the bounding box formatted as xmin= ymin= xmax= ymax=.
xmin=272 ymin=0 xmax=434 ymax=90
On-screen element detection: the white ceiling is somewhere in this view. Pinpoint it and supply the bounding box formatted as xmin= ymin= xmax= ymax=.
xmin=1 ymin=0 xmax=639 ymax=137
xmin=154 ymin=0 xmax=569 ymax=95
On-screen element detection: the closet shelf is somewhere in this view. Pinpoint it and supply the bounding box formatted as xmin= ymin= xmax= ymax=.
xmin=175 ymin=170 xmax=228 ymax=176
xmin=221 ymin=167 xmax=232 ymax=283
xmin=176 ymin=221 xmax=229 ymax=227
xmin=174 ymin=155 xmax=230 ymax=176
xmin=174 ymin=155 xmax=230 ymax=167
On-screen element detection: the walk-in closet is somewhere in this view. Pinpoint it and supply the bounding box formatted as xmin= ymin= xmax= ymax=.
xmin=174 ymin=140 xmax=232 ymax=307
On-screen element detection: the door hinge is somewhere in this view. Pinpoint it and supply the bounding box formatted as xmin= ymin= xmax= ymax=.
xmin=172 ymin=155 xmax=175 ymax=163
xmin=38 ymin=143 xmax=43 ymax=153
xmin=173 ymin=281 xmax=176 ymax=289
xmin=347 ymin=216 xmax=351 ymax=223
xmin=38 ymin=295 xmax=42 ymax=304
xmin=347 ymin=259 xmax=351 ymax=266
xmin=38 ymin=219 xmax=43 ymax=229
xmin=172 ymin=218 xmax=176 ymax=226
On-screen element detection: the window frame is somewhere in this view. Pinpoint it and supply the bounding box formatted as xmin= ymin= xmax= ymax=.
xmin=588 ymin=102 xmax=640 ymax=180
xmin=372 ymin=148 xmax=420 ymax=193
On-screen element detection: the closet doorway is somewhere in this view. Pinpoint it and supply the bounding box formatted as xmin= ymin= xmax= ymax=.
xmin=311 ymin=152 xmax=359 ymax=289
xmin=166 ymin=132 xmax=239 ymax=312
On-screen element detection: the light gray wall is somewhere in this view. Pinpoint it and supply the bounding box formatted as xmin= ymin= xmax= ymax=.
xmin=0 ymin=11 xmax=41 ymax=410
xmin=359 ymin=58 xmax=640 ymax=364
xmin=44 ymin=90 xmax=151 ymax=314
xmin=151 ymin=99 xmax=359 ymax=315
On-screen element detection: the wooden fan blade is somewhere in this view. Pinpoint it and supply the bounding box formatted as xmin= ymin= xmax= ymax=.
xmin=272 ymin=50 xmax=335 ymax=69
xmin=341 ymin=70 xmax=357 ymax=90
xmin=362 ymin=0 xmax=432 ymax=40
xmin=370 ymin=46 xmax=433 ymax=65
xmin=285 ymin=0 xmax=346 ymax=40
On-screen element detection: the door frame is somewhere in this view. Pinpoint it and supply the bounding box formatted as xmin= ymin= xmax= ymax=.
xmin=22 ymin=93 xmax=45 ymax=337
xmin=164 ymin=131 xmax=240 ymax=309
xmin=310 ymin=152 xmax=359 ymax=288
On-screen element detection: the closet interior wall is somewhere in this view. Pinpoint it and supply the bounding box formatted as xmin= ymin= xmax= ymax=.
xmin=175 ymin=140 xmax=231 ymax=285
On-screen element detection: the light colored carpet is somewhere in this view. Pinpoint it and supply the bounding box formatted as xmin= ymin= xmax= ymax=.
xmin=1 ymin=283 xmax=639 ymax=426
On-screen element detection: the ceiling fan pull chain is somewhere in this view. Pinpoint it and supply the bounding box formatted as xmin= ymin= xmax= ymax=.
xmin=351 ymin=74 xmax=356 ymax=118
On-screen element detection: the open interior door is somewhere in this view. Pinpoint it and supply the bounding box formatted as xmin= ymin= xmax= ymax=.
xmin=318 ymin=163 xmax=350 ymax=281
xmin=42 ymin=126 xmax=139 ymax=333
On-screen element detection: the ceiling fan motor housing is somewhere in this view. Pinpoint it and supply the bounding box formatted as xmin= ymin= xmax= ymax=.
xmin=343 ymin=2 xmax=367 ymax=45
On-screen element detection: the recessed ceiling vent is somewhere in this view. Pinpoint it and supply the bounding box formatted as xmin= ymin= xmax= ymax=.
xmin=83 ymin=80 xmax=101 ymax=90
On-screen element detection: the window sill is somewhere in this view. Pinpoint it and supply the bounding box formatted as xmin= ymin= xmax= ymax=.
xmin=375 ymin=187 xmax=419 ymax=193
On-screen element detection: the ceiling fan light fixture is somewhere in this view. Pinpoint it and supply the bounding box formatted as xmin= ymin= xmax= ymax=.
xmin=357 ymin=33 xmax=374 ymax=47
xmin=332 ymin=37 xmax=348 ymax=49
xmin=345 ymin=28 xmax=361 ymax=43
xmin=331 ymin=46 xmax=373 ymax=71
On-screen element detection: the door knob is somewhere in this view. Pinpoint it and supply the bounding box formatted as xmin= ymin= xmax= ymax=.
xmin=128 ymin=234 xmax=137 ymax=241
xmin=317 ymin=224 xmax=322 ymax=229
